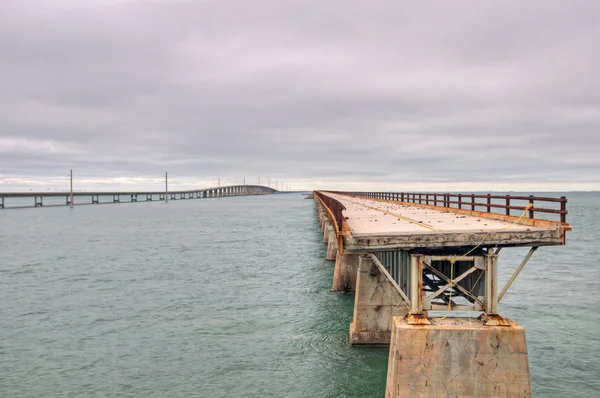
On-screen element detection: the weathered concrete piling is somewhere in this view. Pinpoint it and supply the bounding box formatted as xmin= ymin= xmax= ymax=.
xmin=325 ymin=227 xmax=337 ymax=261
xmin=323 ymin=221 xmax=332 ymax=243
xmin=314 ymin=190 xmax=570 ymax=398
xmin=349 ymin=255 xmax=409 ymax=344
xmin=332 ymin=252 xmax=359 ymax=292
xmin=386 ymin=317 xmax=531 ymax=398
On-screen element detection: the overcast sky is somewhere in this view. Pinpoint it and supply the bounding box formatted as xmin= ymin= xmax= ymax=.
xmin=1 ymin=0 xmax=598 ymax=192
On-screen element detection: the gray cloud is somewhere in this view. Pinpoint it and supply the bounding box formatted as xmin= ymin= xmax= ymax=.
xmin=1 ymin=0 xmax=599 ymax=190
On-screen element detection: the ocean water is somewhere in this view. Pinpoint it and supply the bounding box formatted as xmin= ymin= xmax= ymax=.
xmin=0 ymin=193 xmax=598 ymax=397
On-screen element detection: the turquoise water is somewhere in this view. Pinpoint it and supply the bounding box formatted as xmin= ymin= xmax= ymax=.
xmin=0 ymin=193 xmax=598 ymax=397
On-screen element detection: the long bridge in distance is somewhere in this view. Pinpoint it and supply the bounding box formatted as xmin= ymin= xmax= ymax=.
xmin=314 ymin=190 xmax=570 ymax=398
xmin=0 ymin=184 xmax=278 ymax=209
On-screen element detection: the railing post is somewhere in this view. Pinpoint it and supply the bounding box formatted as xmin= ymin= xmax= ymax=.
xmin=434 ymin=194 xmax=437 ymax=206
xmin=486 ymin=194 xmax=491 ymax=213
xmin=560 ymin=197 xmax=567 ymax=223
xmin=471 ymin=194 xmax=475 ymax=210
xmin=418 ymin=193 xmax=422 ymax=204
xmin=505 ymin=195 xmax=510 ymax=215
xmin=458 ymin=193 xmax=462 ymax=209
xmin=529 ymin=195 xmax=535 ymax=219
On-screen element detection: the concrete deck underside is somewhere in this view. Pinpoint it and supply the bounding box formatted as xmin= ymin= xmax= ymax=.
xmin=326 ymin=193 xmax=564 ymax=251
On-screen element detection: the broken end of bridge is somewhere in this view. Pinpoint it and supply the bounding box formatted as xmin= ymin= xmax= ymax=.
xmin=314 ymin=189 xmax=570 ymax=398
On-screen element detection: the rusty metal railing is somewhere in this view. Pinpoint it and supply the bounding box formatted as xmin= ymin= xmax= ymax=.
xmin=314 ymin=191 xmax=346 ymax=234
xmin=345 ymin=191 xmax=568 ymax=224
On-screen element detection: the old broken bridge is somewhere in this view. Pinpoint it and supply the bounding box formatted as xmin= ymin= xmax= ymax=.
xmin=314 ymin=190 xmax=570 ymax=398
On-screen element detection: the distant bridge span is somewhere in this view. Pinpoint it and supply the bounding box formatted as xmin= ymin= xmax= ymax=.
xmin=0 ymin=184 xmax=278 ymax=208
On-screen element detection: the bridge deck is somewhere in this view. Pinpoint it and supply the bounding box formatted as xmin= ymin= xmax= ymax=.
xmin=326 ymin=193 xmax=567 ymax=251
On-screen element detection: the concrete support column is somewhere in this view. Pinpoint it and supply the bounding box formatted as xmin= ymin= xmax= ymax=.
xmin=385 ymin=317 xmax=531 ymax=398
xmin=325 ymin=227 xmax=337 ymax=261
xmin=332 ymin=252 xmax=359 ymax=292
xmin=323 ymin=220 xmax=332 ymax=243
xmin=349 ymin=256 xmax=409 ymax=344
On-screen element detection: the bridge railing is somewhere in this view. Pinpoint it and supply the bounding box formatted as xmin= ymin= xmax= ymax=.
xmin=314 ymin=191 xmax=346 ymax=234
xmin=345 ymin=191 xmax=568 ymax=224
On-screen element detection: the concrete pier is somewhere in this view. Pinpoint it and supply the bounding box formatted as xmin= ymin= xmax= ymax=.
xmin=323 ymin=220 xmax=332 ymax=243
xmin=385 ymin=317 xmax=531 ymax=398
xmin=332 ymin=252 xmax=359 ymax=292
xmin=325 ymin=227 xmax=337 ymax=261
xmin=349 ymin=255 xmax=409 ymax=344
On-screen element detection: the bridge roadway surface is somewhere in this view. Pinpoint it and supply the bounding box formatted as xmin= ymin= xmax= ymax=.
xmin=325 ymin=192 xmax=566 ymax=251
